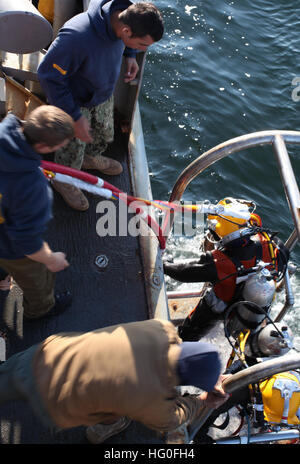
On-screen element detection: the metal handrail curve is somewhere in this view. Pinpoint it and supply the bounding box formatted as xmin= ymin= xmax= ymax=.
xmin=165 ymin=130 xmax=300 ymax=321
xmin=188 ymin=352 xmax=300 ymax=443
xmin=168 ymin=130 xmax=300 ymax=203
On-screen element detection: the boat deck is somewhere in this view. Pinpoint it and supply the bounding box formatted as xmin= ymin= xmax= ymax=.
xmin=0 ymin=127 xmax=164 ymax=444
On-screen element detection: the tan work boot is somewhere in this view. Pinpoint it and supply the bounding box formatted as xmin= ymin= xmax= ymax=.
xmin=82 ymin=154 xmax=123 ymax=175
xmin=51 ymin=180 xmax=89 ymax=211
xmin=86 ymin=417 xmax=131 ymax=444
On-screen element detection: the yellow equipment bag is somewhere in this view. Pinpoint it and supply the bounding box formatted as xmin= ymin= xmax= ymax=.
xmin=259 ymin=371 xmax=300 ymax=425
xmin=38 ymin=0 xmax=54 ymax=24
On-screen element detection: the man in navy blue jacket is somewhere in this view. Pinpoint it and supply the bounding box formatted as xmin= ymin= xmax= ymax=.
xmin=38 ymin=0 xmax=164 ymax=211
xmin=0 ymin=105 xmax=74 ymax=320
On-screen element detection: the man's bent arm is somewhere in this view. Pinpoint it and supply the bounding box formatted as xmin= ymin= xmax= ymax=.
xmin=26 ymin=242 xmax=69 ymax=272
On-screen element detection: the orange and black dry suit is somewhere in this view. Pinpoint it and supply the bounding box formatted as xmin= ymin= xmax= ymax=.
xmin=164 ymin=232 xmax=289 ymax=341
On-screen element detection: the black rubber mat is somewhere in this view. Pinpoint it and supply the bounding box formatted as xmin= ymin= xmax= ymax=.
xmin=0 ymin=128 xmax=163 ymax=444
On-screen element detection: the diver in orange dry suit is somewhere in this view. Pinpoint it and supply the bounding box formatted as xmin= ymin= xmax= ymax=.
xmin=164 ymin=198 xmax=289 ymax=341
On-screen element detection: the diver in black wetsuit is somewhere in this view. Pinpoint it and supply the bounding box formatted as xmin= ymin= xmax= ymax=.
xmin=164 ymin=198 xmax=289 ymax=341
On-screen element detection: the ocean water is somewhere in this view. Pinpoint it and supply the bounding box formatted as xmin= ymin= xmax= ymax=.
xmin=140 ymin=0 xmax=300 ymax=345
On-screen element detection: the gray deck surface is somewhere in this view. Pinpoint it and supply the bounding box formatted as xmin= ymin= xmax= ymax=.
xmin=0 ymin=128 xmax=164 ymax=444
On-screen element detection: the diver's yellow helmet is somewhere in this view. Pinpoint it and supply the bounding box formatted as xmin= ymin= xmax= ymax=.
xmin=259 ymin=371 xmax=300 ymax=425
xmin=207 ymin=198 xmax=261 ymax=239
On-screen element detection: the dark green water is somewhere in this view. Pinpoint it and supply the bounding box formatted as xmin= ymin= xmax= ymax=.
xmin=140 ymin=0 xmax=300 ymax=342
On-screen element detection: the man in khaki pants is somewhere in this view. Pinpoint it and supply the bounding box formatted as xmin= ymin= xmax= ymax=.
xmin=0 ymin=319 xmax=228 ymax=443
xmin=0 ymin=106 xmax=74 ymax=320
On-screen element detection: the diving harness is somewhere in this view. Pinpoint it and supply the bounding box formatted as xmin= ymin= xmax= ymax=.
xmin=204 ymin=198 xmax=297 ymax=436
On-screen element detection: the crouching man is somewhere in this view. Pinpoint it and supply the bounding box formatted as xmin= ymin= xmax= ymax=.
xmin=0 ymin=319 xmax=229 ymax=443
xmin=0 ymin=105 xmax=73 ymax=321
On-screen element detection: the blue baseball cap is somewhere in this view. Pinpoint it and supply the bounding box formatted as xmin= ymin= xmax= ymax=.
xmin=177 ymin=341 xmax=221 ymax=391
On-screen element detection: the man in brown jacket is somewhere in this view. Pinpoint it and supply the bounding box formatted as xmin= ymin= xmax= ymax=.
xmin=0 ymin=319 xmax=227 ymax=443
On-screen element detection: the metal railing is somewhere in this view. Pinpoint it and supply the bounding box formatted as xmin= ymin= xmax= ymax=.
xmin=168 ymin=130 xmax=300 ymax=208
xmin=188 ymin=352 xmax=300 ymax=443
xmin=214 ymin=429 xmax=299 ymax=444
xmin=165 ymin=130 xmax=300 ymax=319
